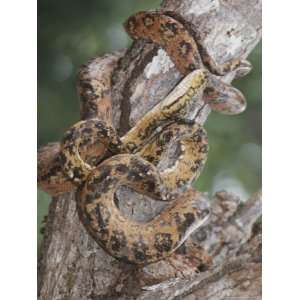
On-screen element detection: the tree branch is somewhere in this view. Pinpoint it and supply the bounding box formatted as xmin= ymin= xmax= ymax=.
xmin=38 ymin=0 xmax=261 ymax=299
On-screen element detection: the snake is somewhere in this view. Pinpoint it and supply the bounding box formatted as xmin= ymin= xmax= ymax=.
xmin=124 ymin=11 xmax=252 ymax=115
xmin=38 ymin=11 xmax=251 ymax=265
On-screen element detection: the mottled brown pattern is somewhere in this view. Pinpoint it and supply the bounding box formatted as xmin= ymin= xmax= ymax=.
xmin=163 ymin=10 xmax=253 ymax=76
xmin=38 ymin=11 xmax=251 ymax=195
xmin=139 ymin=123 xmax=209 ymax=192
xmin=38 ymin=10 xmax=253 ymax=265
xmin=60 ymin=119 xmax=123 ymax=184
xmin=58 ymin=70 xmax=211 ymax=264
xmin=124 ymin=11 xmax=201 ymax=75
xmin=38 ymin=54 xmax=122 ymax=194
xmin=124 ymin=11 xmax=252 ymax=115
xmin=121 ymin=70 xmax=207 ymax=152
xmin=77 ymin=156 xmax=210 ymax=265
xmin=38 ymin=143 xmax=74 ymax=196
xmin=77 ymin=53 xmax=121 ymax=123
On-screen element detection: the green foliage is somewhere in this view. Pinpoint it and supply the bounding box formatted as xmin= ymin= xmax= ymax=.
xmin=38 ymin=0 xmax=261 ymax=242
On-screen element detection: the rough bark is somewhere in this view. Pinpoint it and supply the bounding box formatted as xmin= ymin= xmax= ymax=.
xmin=38 ymin=0 xmax=262 ymax=299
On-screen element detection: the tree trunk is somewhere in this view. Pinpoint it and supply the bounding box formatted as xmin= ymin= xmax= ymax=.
xmin=38 ymin=0 xmax=262 ymax=299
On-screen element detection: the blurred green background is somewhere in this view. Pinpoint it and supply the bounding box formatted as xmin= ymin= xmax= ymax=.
xmin=38 ymin=0 xmax=261 ymax=243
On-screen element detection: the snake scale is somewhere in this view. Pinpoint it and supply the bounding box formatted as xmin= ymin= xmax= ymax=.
xmin=38 ymin=11 xmax=251 ymax=265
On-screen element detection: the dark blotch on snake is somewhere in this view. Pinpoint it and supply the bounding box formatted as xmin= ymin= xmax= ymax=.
xmin=115 ymin=164 xmax=129 ymax=174
xmin=132 ymin=238 xmax=149 ymax=262
xmin=95 ymin=203 xmax=111 ymax=230
xmin=91 ymin=165 xmax=112 ymax=186
xmin=174 ymin=212 xmax=196 ymax=238
xmin=110 ymin=230 xmax=127 ymax=252
xmin=154 ymin=232 xmax=173 ymax=253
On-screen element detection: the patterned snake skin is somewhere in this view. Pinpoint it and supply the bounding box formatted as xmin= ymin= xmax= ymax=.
xmin=38 ymin=11 xmax=251 ymax=265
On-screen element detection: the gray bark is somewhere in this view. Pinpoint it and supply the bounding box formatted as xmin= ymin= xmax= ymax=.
xmin=38 ymin=0 xmax=262 ymax=299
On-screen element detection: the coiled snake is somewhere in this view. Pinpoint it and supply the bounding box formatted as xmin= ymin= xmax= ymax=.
xmin=38 ymin=11 xmax=251 ymax=265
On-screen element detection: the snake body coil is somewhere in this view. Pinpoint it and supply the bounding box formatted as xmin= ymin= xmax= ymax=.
xmin=124 ymin=11 xmax=252 ymax=115
xmin=60 ymin=70 xmax=210 ymax=264
xmin=38 ymin=11 xmax=251 ymax=265
xmin=78 ymin=155 xmax=209 ymax=264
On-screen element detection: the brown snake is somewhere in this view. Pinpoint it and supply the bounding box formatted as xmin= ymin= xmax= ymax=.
xmin=38 ymin=11 xmax=251 ymax=265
